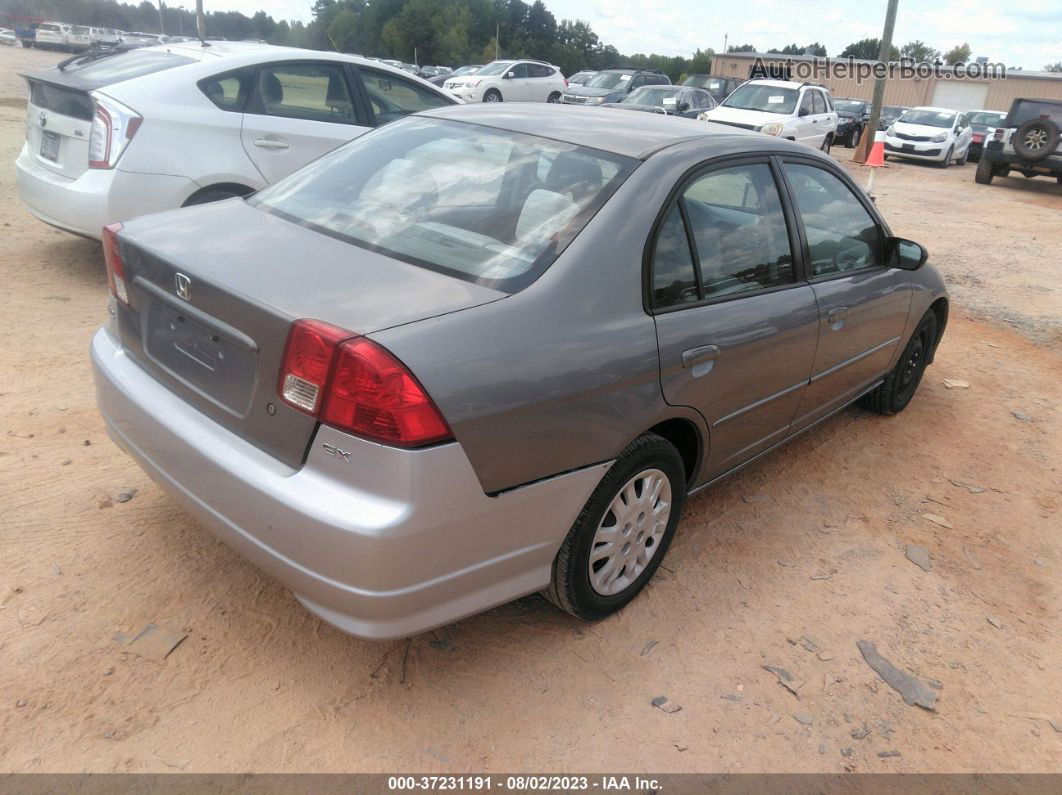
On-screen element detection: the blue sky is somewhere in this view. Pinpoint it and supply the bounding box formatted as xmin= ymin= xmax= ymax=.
xmin=220 ymin=0 xmax=1060 ymax=70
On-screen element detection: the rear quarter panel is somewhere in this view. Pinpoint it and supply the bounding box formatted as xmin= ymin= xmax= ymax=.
xmin=370 ymin=146 xmax=716 ymax=495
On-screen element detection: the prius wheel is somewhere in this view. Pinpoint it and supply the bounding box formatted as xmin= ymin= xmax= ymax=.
xmin=483 ymin=89 xmax=502 ymax=102
xmin=860 ymin=311 xmax=938 ymax=416
xmin=544 ymin=433 xmax=686 ymax=620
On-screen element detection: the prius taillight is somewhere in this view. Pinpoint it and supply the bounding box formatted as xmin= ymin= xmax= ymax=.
xmin=278 ymin=319 xmax=452 ymax=448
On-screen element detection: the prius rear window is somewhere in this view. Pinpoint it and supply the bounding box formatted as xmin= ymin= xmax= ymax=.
xmin=59 ymin=50 xmax=195 ymax=84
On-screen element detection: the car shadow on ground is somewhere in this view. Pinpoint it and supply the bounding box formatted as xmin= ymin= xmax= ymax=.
xmin=39 ymin=232 xmax=106 ymax=289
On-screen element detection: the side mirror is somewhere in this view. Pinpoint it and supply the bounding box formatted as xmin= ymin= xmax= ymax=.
xmin=798 ymin=107 xmax=809 ymax=117
xmin=887 ymin=236 xmax=928 ymax=270
xmin=676 ymin=101 xmax=690 ymax=113
xmin=505 ymin=71 xmax=515 ymax=79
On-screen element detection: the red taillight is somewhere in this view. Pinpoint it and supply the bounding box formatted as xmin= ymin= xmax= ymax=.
xmin=278 ymin=321 xmax=452 ymax=448
xmin=564 ymin=78 xmax=569 ymax=87
xmin=102 ymin=222 xmax=129 ymax=305
xmin=88 ymin=102 xmax=112 ymax=169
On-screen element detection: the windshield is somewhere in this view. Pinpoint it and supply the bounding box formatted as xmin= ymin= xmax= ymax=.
xmin=722 ymin=84 xmax=798 ymax=114
xmin=452 ymin=65 xmax=481 ymax=76
xmin=477 ymin=61 xmax=515 ymax=76
xmin=622 ymin=86 xmax=680 ymax=106
xmin=252 ymin=117 xmax=636 ymax=293
xmin=683 ymin=75 xmax=727 ymax=93
xmin=967 ymin=111 xmax=1005 ymax=126
xmin=834 ymin=99 xmax=865 ymax=113
xmin=586 ymin=71 xmax=633 ymax=89
xmin=899 ymin=109 xmax=955 ymax=127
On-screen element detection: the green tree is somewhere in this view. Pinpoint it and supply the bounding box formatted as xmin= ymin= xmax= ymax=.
xmin=1045 ymin=61 xmax=1062 ymax=72
xmin=840 ymin=38 xmax=900 ymax=61
xmin=727 ymin=43 xmax=756 ymax=53
xmin=942 ymin=42 xmax=971 ymax=64
xmin=686 ymin=48 xmax=713 ymax=75
xmin=900 ymin=40 xmax=941 ymax=62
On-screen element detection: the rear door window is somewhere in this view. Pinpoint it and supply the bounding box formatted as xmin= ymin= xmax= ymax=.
xmin=358 ymin=67 xmax=452 ymax=125
xmin=250 ymin=62 xmax=360 ymax=124
xmin=811 ymin=91 xmax=826 ymax=115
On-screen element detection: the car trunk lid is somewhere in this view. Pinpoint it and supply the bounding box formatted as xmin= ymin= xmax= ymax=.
xmin=24 ymin=79 xmax=94 ymax=179
xmin=112 ymin=200 xmax=505 ymax=468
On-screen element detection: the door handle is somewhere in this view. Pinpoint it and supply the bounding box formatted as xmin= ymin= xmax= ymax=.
xmin=682 ymin=344 xmax=720 ymax=377
xmin=828 ymin=306 xmax=849 ymax=330
xmin=253 ymin=138 xmax=290 ymax=150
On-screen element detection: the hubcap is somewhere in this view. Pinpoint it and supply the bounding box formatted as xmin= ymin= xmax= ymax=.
xmin=900 ymin=336 xmax=924 ymax=387
xmin=588 ymin=468 xmax=671 ymax=596
xmin=1025 ymin=130 xmax=1045 ymax=150
xmin=485 ymin=93 xmax=500 ymax=102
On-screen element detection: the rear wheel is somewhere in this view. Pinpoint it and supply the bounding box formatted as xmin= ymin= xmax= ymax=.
xmin=543 ymin=433 xmax=686 ymax=621
xmin=975 ymin=157 xmax=995 ymax=184
xmin=483 ymin=89 xmax=502 ymax=103
xmin=860 ymin=311 xmax=938 ymax=415
xmin=546 ymin=91 xmax=561 ymax=103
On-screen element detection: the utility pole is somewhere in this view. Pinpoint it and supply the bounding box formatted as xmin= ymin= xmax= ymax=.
xmin=195 ymin=0 xmax=205 ymax=40
xmin=854 ymin=0 xmax=899 ymax=163
xmin=157 ymin=0 xmax=165 ymax=35
xmin=723 ymin=32 xmax=728 ymax=54
xmin=495 ymin=22 xmax=499 ymax=60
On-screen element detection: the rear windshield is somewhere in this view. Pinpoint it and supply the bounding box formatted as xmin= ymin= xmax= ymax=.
xmin=967 ymin=111 xmax=1005 ymax=127
xmin=57 ymin=49 xmax=195 ymax=84
xmin=834 ymin=99 xmax=866 ymax=113
xmin=29 ymin=80 xmax=93 ymax=120
xmin=252 ymin=117 xmax=637 ymax=293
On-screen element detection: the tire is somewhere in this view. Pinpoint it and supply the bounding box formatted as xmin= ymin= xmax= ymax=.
xmin=482 ymin=89 xmax=502 ymax=103
xmin=182 ymin=186 xmax=251 ymax=206
xmin=546 ymin=91 xmax=561 ymax=103
xmin=1012 ymin=118 xmax=1060 ymax=161
xmin=975 ymin=157 xmax=995 ymax=184
xmin=543 ymin=433 xmax=686 ymax=621
xmin=820 ymin=134 xmax=833 ymax=154
xmin=939 ymin=146 xmax=953 ymax=168
xmin=845 ymin=126 xmax=861 ymax=148
xmin=860 ymin=311 xmax=938 ymax=416
xmin=956 ymin=145 xmax=968 ymax=166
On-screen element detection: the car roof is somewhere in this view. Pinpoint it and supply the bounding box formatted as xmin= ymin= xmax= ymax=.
xmin=419 ymin=103 xmax=805 ymax=160
xmin=907 ymin=106 xmax=957 ymax=113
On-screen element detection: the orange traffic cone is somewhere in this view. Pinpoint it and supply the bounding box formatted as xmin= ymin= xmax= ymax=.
xmin=867 ymin=130 xmax=886 ymax=168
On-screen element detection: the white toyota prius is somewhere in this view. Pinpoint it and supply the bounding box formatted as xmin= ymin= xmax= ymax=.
xmin=16 ymin=41 xmax=456 ymax=239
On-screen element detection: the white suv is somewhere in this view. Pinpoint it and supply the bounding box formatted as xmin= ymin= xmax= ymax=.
xmin=444 ymin=59 xmax=566 ymax=103
xmin=16 ymin=42 xmax=456 ymax=239
xmin=699 ymin=79 xmax=838 ymax=152
xmin=33 ymin=22 xmax=72 ymax=51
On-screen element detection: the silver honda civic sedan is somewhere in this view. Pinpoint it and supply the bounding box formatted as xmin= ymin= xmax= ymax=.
xmin=92 ymin=104 xmax=948 ymax=639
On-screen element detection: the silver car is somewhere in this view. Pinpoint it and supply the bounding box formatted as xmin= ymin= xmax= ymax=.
xmin=92 ymin=105 xmax=948 ymax=639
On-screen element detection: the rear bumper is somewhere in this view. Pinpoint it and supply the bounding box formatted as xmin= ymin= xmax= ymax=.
xmin=16 ymin=143 xmax=197 ymax=239
xmin=91 ymin=327 xmax=609 ymax=639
